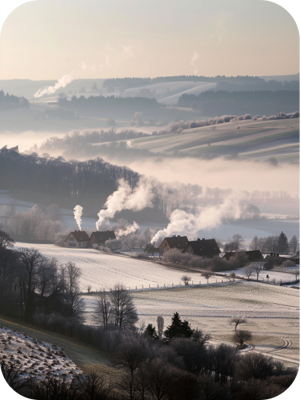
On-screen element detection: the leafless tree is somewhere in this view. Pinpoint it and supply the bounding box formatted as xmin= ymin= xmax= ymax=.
xmin=289 ymin=235 xmax=299 ymax=255
xmin=0 ymin=230 xmax=14 ymax=248
xmin=181 ymin=275 xmax=191 ymax=286
xmin=145 ymin=358 xmax=182 ymax=400
xmin=19 ymin=248 xmax=47 ymax=322
xmin=201 ymin=271 xmax=213 ymax=284
xmin=232 ymin=330 xmax=252 ymax=347
xmin=229 ymin=271 xmax=236 ymax=281
xmin=230 ymin=316 xmax=247 ymax=331
xmin=244 ymin=266 xmax=253 ymax=280
xmin=93 ymin=290 xmax=111 ymax=326
xmin=62 ymin=262 xmax=84 ymax=321
xmin=252 ymin=263 xmax=263 ymax=281
xmin=110 ymin=284 xmax=138 ymax=329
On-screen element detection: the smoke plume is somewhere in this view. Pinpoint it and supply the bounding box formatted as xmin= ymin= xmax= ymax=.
xmin=74 ymin=205 xmax=83 ymax=231
xmin=96 ymin=177 xmax=154 ymax=230
xmin=151 ymin=192 xmax=242 ymax=244
xmin=34 ymin=74 xmax=74 ymax=98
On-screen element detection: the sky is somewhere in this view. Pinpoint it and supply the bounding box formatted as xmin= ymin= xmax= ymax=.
xmin=0 ymin=0 xmax=299 ymax=80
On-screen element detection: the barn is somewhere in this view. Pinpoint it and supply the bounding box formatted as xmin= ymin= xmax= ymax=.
xmin=64 ymin=231 xmax=90 ymax=248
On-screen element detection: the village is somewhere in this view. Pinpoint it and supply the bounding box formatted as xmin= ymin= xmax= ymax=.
xmin=63 ymin=229 xmax=299 ymax=274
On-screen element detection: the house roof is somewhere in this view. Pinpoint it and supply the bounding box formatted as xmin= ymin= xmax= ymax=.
xmin=223 ymin=250 xmax=263 ymax=262
xmin=65 ymin=231 xmax=89 ymax=242
xmin=184 ymin=239 xmax=220 ymax=256
xmin=160 ymin=236 xmax=188 ymax=249
xmin=89 ymin=231 xmax=116 ymax=244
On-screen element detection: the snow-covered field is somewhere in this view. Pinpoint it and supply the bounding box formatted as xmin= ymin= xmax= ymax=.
xmin=122 ymin=81 xmax=217 ymax=105
xmin=83 ymin=281 xmax=299 ymax=322
xmin=15 ymin=243 xmax=225 ymax=292
xmin=0 ymin=326 xmax=84 ymax=382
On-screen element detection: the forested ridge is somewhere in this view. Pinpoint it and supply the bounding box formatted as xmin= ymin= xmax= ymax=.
xmin=178 ymin=90 xmax=299 ymax=117
xmin=0 ymin=146 xmax=139 ymax=204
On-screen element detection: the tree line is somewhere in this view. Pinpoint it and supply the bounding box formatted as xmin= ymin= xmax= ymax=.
xmin=177 ymin=90 xmax=299 ymax=117
xmin=58 ymin=95 xmax=160 ymax=115
xmin=0 ymin=90 xmax=29 ymax=112
xmin=0 ymin=146 xmax=139 ymax=207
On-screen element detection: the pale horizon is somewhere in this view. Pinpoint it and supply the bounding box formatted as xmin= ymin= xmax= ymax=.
xmin=0 ymin=0 xmax=299 ymax=81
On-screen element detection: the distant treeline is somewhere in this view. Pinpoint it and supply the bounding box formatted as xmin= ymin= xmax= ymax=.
xmin=58 ymin=95 xmax=160 ymax=116
xmin=103 ymin=75 xmax=266 ymax=90
xmin=178 ymin=90 xmax=299 ymax=117
xmin=0 ymin=146 xmax=139 ymax=205
xmin=0 ymin=90 xmax=29 ymax=112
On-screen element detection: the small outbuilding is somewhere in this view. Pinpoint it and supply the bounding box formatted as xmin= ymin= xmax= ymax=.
xmin=159 ymin=236 xmax=189 ymax=252
xmin=183 ymin=238 xmax=220 ymax=258
xmin=64 ymin=231 xmax=90 ymax=248
xmin=88 ymin=230 xmax=116 ymax=248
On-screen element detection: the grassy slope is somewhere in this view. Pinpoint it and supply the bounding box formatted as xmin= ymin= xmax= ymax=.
xmin=130 ymin=118 xmax=299 ymax=162
xmin=0 ymin=315 xmax=115 ymax=375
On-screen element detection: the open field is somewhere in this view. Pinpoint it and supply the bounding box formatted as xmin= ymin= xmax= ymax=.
xmin=123 ymin=81 xmax=218 ymax=105
xmin=15 ymin=243 xmax=225 ymax=292
xmin=0 ymin=315 xmax=113 ymax=375
xmin=83 ymin=282 xmax=299 ymax=366
xmin=128 ymin=118 xmax=299 ymax=163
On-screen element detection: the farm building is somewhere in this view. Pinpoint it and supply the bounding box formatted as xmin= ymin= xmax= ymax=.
xmin=183 ymin=238 xmax=220 ymax=258
xmin=88 ymin=230 xmax=116 ymax=248
xmin=159 ymin=236 xmax=188 ymax=252
xmin=223 ymin=250 xmax=263 ymax=262
xmin=64 ymin=231 xmax=90 ymax=248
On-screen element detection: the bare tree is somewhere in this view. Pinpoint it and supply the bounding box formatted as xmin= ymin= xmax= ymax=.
xmin=181 ymin=275 xmax=191 ymax=286
xmin=62 ymin=262 xmax=84 ymax=321
xmin=201 ymin=271 xmax=213 ymax=284
xmin=244 ymin=266 xmax=253 ymax=280
xmin=229 ymin=272 xmax=236 ymax=281
xmin=0 ymin=230 xmax=14 ymax=248
xmin=93 ymin=290 xmax=111 ymax=326
xmin=289 ymin=235 xmax=299 ymax=255
xmin=230 ymin=316 xmax=247 ymax=331
xmin=252 ymin=263 xmax=263 ymax=281
xmin=110 ymin=284 xmax=138 ymax=329
xmin=232 ymin=330 xmax=252 ymax=347
xmin=19 ymin=248 xmax=46 ymax=322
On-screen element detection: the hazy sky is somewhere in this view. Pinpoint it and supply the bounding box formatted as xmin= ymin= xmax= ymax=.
xmin=0 ymin=0 xmax=299 ymax=80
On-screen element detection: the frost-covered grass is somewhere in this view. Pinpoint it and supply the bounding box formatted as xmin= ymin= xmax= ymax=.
xmin=219 ymin=266 xmax=299 ymax=284
xmin=0 ymin=326 xmax=84 ymax=382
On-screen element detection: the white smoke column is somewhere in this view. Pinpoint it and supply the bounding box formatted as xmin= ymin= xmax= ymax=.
xmin=73 ymin=205 xmax=83 ymax=231
xmin=191 ymin=51 xmax=200 ymax=75
xmin=34 ymin=74 xmax=74 ymax=98
xmin=151 ymin=192 xmax=242 ymax=244
xmin=115 ymin=221 xmax=140 ymax=238
xmin=96 ymin=177 xmax=154 ymax=231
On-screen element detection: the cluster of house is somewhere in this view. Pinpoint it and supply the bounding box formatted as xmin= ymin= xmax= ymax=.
xmin=64 ymin=231 xmax=298 ymax=264
xmin=146 ymin=235 xmax=264 ymax=261
xmin=64 ymin=230 xmax=116 ymax=248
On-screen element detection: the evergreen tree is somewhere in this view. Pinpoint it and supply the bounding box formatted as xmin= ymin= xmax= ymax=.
xmin=277 ymin=231 xmax=289 ymax=254
xmin=164 ymin=312 xmax=194 ymax=341
xmin=144 ymin=324 xmax=158 ymax=340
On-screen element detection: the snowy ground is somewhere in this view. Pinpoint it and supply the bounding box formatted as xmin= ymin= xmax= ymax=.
xmin=15 ymin=243 xmax=226 ymax=292
xmin=83 ymin=280 xmax=299 ymax=323
xmin=0 ymin=326 xmax=84 ymax=382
